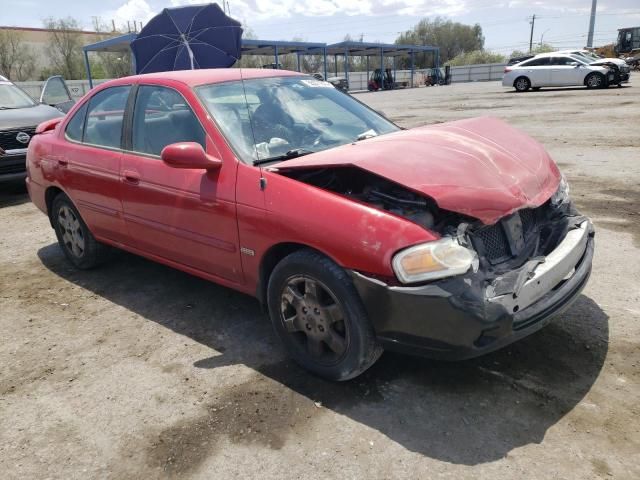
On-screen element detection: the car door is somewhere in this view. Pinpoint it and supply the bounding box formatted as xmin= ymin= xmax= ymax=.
xmin=119 ymin=83 xmax=242 ymax=283
xmin=40 ymin=76 xmax=75 ymax=113
xmin=54 ymin=85 xmax=131 ymax=244
xmin=518 ymin=57 xmax=551 ymax=86
xmin=549 ymin=56 xmax=584 ymax=86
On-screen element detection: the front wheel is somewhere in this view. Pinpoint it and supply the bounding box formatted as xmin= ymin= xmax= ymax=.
xmin=514 ymin=76 xmax=531 ymax=92
xmin=585 ymin=72 xmax=605 ymax=89
xmin=267 ymin=250 xmax=382 ymax=381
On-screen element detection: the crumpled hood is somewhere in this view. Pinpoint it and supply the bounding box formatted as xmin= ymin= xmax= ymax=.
xmin=590 ymin=57 xmax=626 ymax=66
xmin=0 ymin=103 xmax=63 ymax=131
xmin=275 ymin=117 xmax=560 ymax=225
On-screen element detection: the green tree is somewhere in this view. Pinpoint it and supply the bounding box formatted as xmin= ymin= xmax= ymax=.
xmin=0 ymin=29 xmax=36 ymax=80
xmin=446 ymin=50 xmax=506 ymax=66
xmin=510 ymin=43 xmax=555 ymax=59
xmin=395 ymin=17 xmax=485 ymax=65
xmin=44 ymin=17 xmax=85 ymax=79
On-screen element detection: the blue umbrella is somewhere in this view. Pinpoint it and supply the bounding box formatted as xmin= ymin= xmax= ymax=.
xmin=130 ymin=3 xmax=242 ymax=74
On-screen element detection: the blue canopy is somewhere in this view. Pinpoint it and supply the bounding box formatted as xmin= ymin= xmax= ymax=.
xmin=130 ymin=3 xmax=242 ymax=74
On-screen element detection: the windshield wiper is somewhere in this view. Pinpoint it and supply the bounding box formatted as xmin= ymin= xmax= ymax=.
xmin=253 ymin=148 xmax=314 ymax=166
xmin=356 ymin=129 xmax=378 ymax=141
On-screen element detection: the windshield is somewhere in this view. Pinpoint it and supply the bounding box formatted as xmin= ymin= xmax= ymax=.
xmin=195 ymin=76 xmax=399 ymax=164
xmin=569 ymin=54 xmax=591 ymax=65
xmin=0 ymin=82 xmax=36 ymax=109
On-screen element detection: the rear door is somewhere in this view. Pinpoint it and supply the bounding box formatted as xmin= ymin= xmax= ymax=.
xmin=55 ymin=85 xmax=131 ymax=243
xmin=119 ymin=84 xmax=242 ymax=283
xmin=40 ymin=76 xmax=75 ymax=113
xmin=518 ymin=57 xmax=551 ymax=86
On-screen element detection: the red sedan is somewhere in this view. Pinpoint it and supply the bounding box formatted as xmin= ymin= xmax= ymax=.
xmin=26 ymin=69 xmax=594 ymax=380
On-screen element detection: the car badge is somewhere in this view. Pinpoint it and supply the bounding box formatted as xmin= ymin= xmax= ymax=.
xmin=16 ymin=132 xmax=31 ymax=144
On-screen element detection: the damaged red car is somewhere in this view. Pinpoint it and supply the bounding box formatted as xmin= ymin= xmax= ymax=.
xmin=26 ymin=70 xmax=594 ymax=380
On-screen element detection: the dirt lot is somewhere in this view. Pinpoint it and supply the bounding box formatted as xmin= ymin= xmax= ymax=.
xmin=1 ymin=81 xmax=639 ymax=479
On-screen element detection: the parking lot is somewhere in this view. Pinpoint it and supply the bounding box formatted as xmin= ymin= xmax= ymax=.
xmin=1 ymin=81 xmax=638 ymax=479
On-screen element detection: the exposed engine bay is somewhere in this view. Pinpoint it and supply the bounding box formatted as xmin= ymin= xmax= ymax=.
xmin=278 ymin=166 xmax=469 ymax=234
xmin=277 ymin=165 xmax=581 ymax=276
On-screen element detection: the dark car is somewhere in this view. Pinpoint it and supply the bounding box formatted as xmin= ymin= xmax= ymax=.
xmin=508 ymin=55 xmax=534 ymax=66
xmin=0 ymin=76 xmax=72 ymax=183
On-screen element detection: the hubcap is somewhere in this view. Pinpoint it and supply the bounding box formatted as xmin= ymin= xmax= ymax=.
xmin=589 ymin=75 xmax=601 ymax=87
xmin=280 ymin=276 xmax=348 ymax=364
xmin=516 ymin=79 xmax=527 ymax=90
xmin=57 ymin=206 xmax=85 ymax=258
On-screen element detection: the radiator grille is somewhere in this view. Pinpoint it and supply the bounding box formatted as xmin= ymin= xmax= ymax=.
xmin=0 ymin=126 xmax=36 ymax=151
xmin=472 ymin=205 xmax=549 ymax=265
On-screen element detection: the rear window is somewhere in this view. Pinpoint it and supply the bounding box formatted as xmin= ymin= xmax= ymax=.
xmin=83 ymin=86 xmax=131 ymax=149
xmin=65 ymin=103 xmax=88 ymax=142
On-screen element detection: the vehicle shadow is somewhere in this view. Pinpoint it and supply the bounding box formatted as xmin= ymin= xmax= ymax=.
xmin=0 ymin=182 xmax=29 ymax=208
xmin=38 ymin=244 xmax=608 ymax=466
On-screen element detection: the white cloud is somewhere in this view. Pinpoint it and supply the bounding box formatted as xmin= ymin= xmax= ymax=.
xmin=105 ymin=0 xmax=640 ymax=29
xmin=105 ymin=0 xmax=155 ymax=28
xmin=167 ymin=0 xmax=464 ymax=22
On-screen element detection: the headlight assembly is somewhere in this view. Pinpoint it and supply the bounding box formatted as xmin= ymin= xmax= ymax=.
xmin=392 ymin=237 xmax=476 ymax=284
xmin=550 ymin=174 xmax=570 ymax=207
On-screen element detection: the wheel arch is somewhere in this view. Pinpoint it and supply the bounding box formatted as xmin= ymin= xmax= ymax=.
xmin=513 ymin=75 xmax=531 ymax=88
xmin=45 ymin=186 xmax=66 ymax=227
xmin=584 ymin=70 xmax=605 ymax=86
xmin=256 ymin=242 xmax=340 ymax=308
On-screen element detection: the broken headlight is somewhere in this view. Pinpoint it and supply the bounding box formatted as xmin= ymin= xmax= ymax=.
xmin=550 ymin=175 xmax=570 ymax=207
xmin=392 ymin=237 xmax=476 ymax=284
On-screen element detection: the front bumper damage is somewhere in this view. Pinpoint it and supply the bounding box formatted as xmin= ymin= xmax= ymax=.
xmin=350 ymin=217 xmax=595 ymax=360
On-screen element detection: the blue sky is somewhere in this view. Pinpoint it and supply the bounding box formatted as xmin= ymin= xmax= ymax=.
xmin=3 ymin=0 xmax=640 ymax=54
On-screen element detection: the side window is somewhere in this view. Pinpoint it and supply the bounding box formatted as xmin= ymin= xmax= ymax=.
xmin=132 ymin=85 xmax=206 ymax=156
xmin=65 ymin=103 xmax=88 ymax=142
xmin=522 ymin=57 xmax=550 ymax=67
xmin=83 ymin=86 xmax=131 ymax=149
xmin=551 ymin=57 xmax=573 ymax=66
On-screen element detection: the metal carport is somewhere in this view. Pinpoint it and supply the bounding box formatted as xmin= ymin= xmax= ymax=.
xmin=325 ymin=41 xmax=440 ymax=90
xmin=83 ymin=35 xmax=439 ymax=91
xmin=82 ymin=34 xmax=329 ymax=88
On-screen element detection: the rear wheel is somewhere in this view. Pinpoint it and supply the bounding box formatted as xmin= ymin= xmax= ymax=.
xmin=514 ymin=76 xmax=531 ymax=92
xmin=585 ymin=72 xmax=605 ymax=89
xmin=52 ymin=194 xmax=106 ymax=269
xmin=267 ymin=249 xmax=382 ymax=381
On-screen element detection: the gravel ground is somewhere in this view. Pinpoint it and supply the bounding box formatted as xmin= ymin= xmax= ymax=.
xmin=1 ymin=80 xmax=638 ymax=480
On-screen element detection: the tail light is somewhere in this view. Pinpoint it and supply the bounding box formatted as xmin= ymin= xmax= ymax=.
xmin=504 ymin=67 xmax=512 ymax=73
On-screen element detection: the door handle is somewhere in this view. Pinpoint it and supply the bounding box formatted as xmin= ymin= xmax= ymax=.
xmin=122 ymin=170 xmax=140 ymax=185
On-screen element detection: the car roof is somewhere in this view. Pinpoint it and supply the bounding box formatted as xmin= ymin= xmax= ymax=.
xmin=102 ymin=68 xmax=305 ymax=89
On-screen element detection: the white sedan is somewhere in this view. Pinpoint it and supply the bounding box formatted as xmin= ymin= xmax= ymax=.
xmin=502 ymin=53 xmax=611 ymax=92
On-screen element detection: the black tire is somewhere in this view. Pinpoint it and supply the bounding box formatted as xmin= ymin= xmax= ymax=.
xmin=514 ymin=76 xmax=531 ymax=92
xmin=267 ymin=249 xmax=383 ymax=381
xmin=585 ymin=72 xmax=605 ymax=89
xmin=51 ymin=193 xmax=106 ymax=269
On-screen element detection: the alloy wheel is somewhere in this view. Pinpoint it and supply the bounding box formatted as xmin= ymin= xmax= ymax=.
xmin=280 ymin=275 xmax=348 ymax=365
xmin=588 ymin=74 xmax=602 ymax=88
xmin=57 ymin=205 xmax=85 ymax=258
xmin=515 ymin=78 xmax=529 ymax=91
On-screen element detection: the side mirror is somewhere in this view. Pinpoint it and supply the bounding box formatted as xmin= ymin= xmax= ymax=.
xmin=570 ymin=62 xmax=580 ymax=67
xmin=161 ymin=142 xmax=222 ymax=170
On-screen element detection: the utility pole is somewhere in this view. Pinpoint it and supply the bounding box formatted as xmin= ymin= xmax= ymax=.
xmin=587 ymin=0 xmax=597 ymax=47
xmin=529 ymin=14 xmax=536 ymax=52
